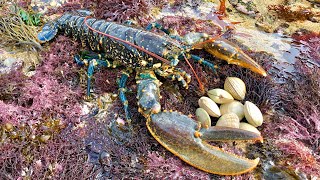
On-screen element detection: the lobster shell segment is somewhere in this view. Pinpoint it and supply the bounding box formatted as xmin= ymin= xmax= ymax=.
xmin=148 ymin=111 xmax=261 ymax=175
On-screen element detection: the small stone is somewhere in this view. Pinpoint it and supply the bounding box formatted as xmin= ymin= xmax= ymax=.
xmin=40 ymin=135 xmax=51 ymax=143
xmin=50 ymin=0 xmax=57 ymax=7
xmin=3 ymin=58 xmax=18 ymax=67
xmin=4 ymin=123 xmax=13 ymax=131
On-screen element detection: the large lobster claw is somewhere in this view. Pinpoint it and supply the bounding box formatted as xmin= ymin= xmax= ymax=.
xmin=147 ymin=111 xmax=262 ymax=175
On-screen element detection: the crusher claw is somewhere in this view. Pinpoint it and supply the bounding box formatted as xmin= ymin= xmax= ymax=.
xmin=147 ymin=111 xmax=262 ymax=175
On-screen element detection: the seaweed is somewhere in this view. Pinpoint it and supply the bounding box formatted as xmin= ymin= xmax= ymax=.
xmin=81 ymin=0 xmax=157 ymax=25
xmin=260 ymin=31 xmax=320 ymax=176
xmin=0 ymin=3 xmax=41 ymax=47
xmin=0 ymin=32 xmax=87 ymax=178
xmin=0 ymin=119 xmax=92 ymax=179
xmin=19 ymin=8 xmax=42 ymax=26
xmin=268 ymin=5 xmax=320 ymax=22
xmin=155 ymin=15 xmax=222 ymax=36
xmin=0 ymin=69 xmax=25 ymax=104
xmin=292 ymin=30 xmax=320 ymax=66
xmin=146 ymin=152 xmax=210 ymax=179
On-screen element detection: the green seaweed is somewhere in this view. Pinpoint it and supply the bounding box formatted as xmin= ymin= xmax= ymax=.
xmin=19 ymin=9 xmax=42 ymax=26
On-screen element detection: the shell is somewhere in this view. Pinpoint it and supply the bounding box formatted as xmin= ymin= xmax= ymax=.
xmin=239 ymin=122 xmax=261 ymax=135
xmin=198 ymin=97 xmax=221 ymax=117
xmin=196 ymin=108 xmax=211 ymax=129
xmin=40 ymin=135 xmax=51 ymax=143
xmin=220 ymin=101 xmax=245 ymax=120
xmin=224 ymin=77 xmax=246 ymax=100
xmin=4 ymin=123 xmax=13 ymax=131
xmin=207 ymin=88 xmax=234 ymax=104
xmin=244 ymin=101 xmax=263 ymax=127
xmin=215 ymin=113 xmax=240 ymax=128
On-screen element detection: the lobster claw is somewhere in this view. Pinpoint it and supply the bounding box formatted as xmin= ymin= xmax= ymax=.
xmin=193 ymin=37 xmax=267 ymax=77
xmin=147 ymin=111 xmax=262 ymax=175
xmin=38 ymin=22 xmax=58 ymax=43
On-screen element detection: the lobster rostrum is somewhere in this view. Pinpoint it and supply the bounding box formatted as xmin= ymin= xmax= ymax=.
xmin=38 ymin=10 xmax=265 ymax=175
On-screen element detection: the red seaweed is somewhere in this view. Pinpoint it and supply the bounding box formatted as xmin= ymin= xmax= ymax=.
xmin=261 ymin=31 xmax=320 ymax=176
xmin=82 ymin=0 xmax=159 ymax=25
xmin=146 ymin=152 xmax=210 ymax=179
xmin=268 ymin=5 xmax=319 ymax=22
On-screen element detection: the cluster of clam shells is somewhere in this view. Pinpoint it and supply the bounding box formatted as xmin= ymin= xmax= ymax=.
xmin=196 ymin=77 xmax=263 ymax=135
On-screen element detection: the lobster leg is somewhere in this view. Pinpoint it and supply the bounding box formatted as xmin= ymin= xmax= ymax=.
xmin=74 ymin=52 xmax=113 ymax=97
xmin=136 ymin=70 xmax=161 ymax=118
xmin=118 ymin=68 xmax=133 ymax=123
xmin=187 ymin=54 xmax=217 ymax=72
xmin=154 ymin=65 xmax=190 ymax=89
xmin=174 ymin=67 xmax=191 ymax=84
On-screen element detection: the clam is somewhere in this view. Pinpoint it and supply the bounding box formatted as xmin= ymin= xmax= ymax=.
xmin=40 ymin=135 xmax=51 ymax=143
xmin=224 ymin=77 xmax=246 ymax=100
xmin=215 ymin=113 xmax=240 ymax=128
xmin=196 ymin=108 xmax=211 ymax=129
xmin=220 ymin=101 xmax=245 ymax=120
xmin=244 ymin=101 xmax=263 ymax=127
xmin=239 ymin=122 xmax=261 ymax=135
xmin=207 ymin=88 xmax=234 ymax=104
xmin=198 ymin=97 xmax=221 ymax=117
xmin=4 ymin=123 xmax=13 ymax=131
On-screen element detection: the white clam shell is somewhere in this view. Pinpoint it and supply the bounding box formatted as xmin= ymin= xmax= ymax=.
xmin=220 ymin=101 xmax=245 ymax=120
xmin=207 ymin=88 xmax=234 ymax=104
xmin=239 ymin=122 xmax=261 ymax=135
xmin=198 ymin=97 xmax=221 ymax=117
xmin=244 ymin=101 xmax=263 ymax=127
xmin=40 ymin=135 xmax=51 ymax=143
xmin=215 ymin=113 xmax=240 ymax=128
xmin=4 ymin=123 xmax=13 ymax=131
xmin=196 ymin=108 xmax=211 ymax=129
xmin=224 ymin=77 xmax=246 ymax=100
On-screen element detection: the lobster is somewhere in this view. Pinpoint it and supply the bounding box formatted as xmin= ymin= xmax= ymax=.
xmin=38 ymin=10 xmax=265 ymax=175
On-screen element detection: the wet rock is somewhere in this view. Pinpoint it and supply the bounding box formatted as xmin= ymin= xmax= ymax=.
xmin=3 ymin=57 xmax=18 ymax=67
xmin=256 ymin=14 xmax=280 ymax=33
xmin=228 ymin=0 xmax=259 ymax=16
xmin=0 ymin=57 xmax=21 ymax=74
xmin=262 ymin=161 xmax=307 ymax=179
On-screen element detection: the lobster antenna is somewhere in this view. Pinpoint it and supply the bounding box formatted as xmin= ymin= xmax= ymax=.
xmin=84 ymin=16 xmax=170 ymax=64
xmin=182 ymin=53 xmax=204 ymax=93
